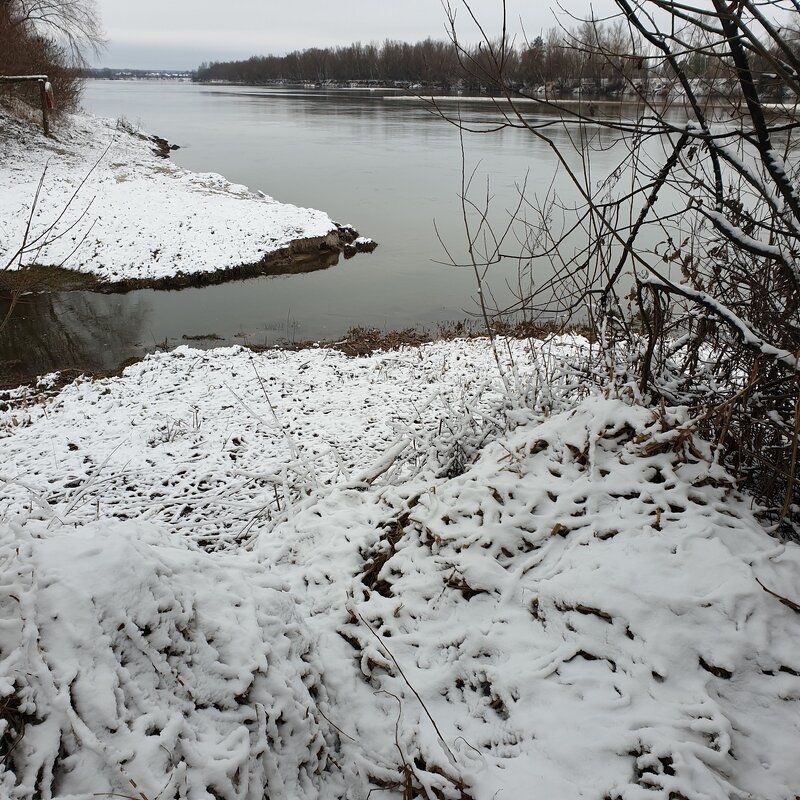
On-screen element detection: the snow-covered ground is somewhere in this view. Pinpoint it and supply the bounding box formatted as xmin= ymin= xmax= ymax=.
xmin=0 ymin=109 xmax=340 ymax=284
xmin=1 ymin=338 xmax=799 ymax=799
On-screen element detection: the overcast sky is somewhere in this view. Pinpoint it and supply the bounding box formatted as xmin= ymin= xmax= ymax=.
xmin=92 ymin=0 xmax=619 ymax=70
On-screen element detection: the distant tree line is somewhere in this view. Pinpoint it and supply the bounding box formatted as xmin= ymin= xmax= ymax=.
xmin=196 ymin=39 xmax=465 ymax=88
xmin=83 ymin=68 xmax=192 ymax=79
xmin=194 ymin=26 xmax=653 ymax=90
xmin=195 ymin=21 xmax=795 ymax=99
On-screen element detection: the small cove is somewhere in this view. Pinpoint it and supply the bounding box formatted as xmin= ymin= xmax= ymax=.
xmin=1 ymin=82 xmax=665 ymax=379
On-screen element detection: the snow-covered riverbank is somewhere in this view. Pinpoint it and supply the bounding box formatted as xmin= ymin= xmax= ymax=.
xmin=1 ymin=337 xmax=799 ymax=799
xmin=0 ymin=108 xmax=353 ymax=287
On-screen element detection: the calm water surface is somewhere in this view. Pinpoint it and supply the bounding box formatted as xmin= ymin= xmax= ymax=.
xmin=2 ymin=81 xmax=654 ymax=378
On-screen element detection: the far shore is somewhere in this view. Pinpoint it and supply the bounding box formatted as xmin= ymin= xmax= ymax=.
xmin=384 ymin=94 xmax=800 ymax=112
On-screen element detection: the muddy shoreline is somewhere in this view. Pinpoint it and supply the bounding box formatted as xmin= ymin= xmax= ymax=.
xmin=0 ymin=320 xmax=590 ymax=393
xmin=0 ymin=226 xmax=377 ymax=294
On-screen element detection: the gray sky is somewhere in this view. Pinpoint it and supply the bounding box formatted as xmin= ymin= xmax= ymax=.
xmin=92 ymin=0 xmax=618 ymax=70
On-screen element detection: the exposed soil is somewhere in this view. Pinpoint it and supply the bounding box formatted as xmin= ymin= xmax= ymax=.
xmin=0 ymin=266 xmax=100 ymax=292
xmin=280 ymin=319 xmax=594 ymax=357
xmin=0 ymin=357 xmax=146 ymax=393
xmin=0 ymin=320 xmax=591 ymax=393
xmin=0 ymin=227 xmax=366 ymax=294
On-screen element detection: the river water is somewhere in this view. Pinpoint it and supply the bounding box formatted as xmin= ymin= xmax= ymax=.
xmin=2 ymin=81 xmax=646 ymax=379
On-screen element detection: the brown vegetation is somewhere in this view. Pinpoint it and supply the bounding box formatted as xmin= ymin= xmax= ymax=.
xmin=442 ymin=0 xmax=800 ymax=536
xmin=0 ymin=0 xmax=103 ymax=112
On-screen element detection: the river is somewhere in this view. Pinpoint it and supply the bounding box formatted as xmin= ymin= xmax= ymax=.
xmin=1 ymin=81 xmax=644 ymax=380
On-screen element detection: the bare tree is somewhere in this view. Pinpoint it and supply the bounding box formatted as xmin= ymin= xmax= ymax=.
xmin=1 ymin=0 xmax=104 ymax=112
xmin=2 ymin=0 xmax=104 ymax=66
xmin=442 ymin=0 xmax=800 ymax=537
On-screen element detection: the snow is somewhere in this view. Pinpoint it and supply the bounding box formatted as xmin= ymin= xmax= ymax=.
xmin=0 ymin=110 xmax=338 ymax=283
xmin=1 ymin=337 xmax=799 ymax=799
xmin=1 ymin=521 xmax=333 ymax=800
xmin=0 ymin=339 xmax=530 ymax=538
xmin=640 ymin=274 xmax=800 ymax=371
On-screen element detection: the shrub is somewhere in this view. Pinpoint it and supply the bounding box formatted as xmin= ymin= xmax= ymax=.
xmin=0 ymin=0 xmax=103 ymax=114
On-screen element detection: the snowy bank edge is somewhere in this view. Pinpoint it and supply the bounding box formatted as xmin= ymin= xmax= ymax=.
xmin=0 ymin=109 xmax=372 ymax=289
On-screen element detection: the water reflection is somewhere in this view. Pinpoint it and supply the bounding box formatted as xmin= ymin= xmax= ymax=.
xmin=4 ymin=83 xmax=690 ymax=381
xmin=0 ymin=291 xmax=152 ymax=382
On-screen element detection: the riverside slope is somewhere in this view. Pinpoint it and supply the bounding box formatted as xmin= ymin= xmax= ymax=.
xmin=0 ymin=109 xmax=344 ymax=287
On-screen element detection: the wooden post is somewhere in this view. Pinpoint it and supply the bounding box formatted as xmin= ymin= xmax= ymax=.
xmin=38 ymin=79 xmax=49 ymax=137
xmin=0 ymin=75 xmax=51 ymax=136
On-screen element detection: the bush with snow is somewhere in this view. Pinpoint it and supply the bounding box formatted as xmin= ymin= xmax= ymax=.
xmin=0 ymin=521 xmax=338 ymax=800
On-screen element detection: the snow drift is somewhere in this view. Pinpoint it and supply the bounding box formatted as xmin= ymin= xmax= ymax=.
xmin=0 ymin=521 xmax=337 ymax=800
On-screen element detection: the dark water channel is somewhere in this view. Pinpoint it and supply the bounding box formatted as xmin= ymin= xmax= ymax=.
xmin=1 ymin=82 xmax=672 ymax=380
